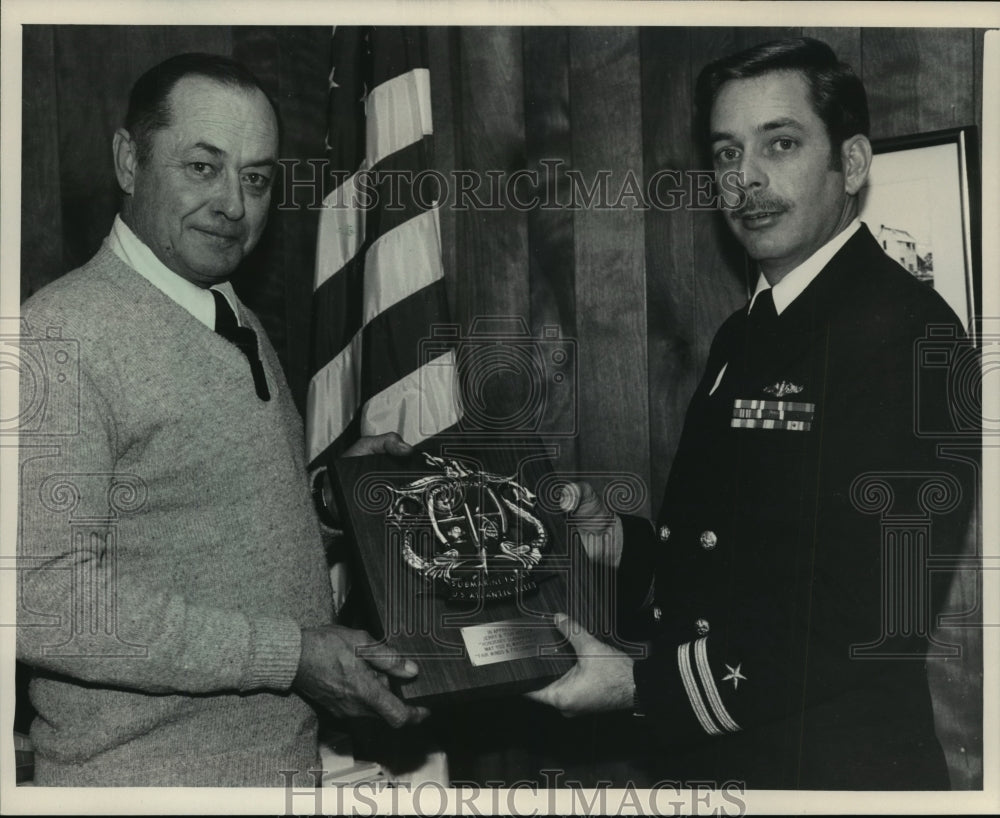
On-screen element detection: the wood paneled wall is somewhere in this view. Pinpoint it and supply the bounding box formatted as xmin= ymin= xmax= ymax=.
xmin=21 ymin=25 xmax=986 ymax=508
xmin=420 ymin=26 xmax=986 ymax=515
xmin=18 ymin=25 xmax=985 ymax=786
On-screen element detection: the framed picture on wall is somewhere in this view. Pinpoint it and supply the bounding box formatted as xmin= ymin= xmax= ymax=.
xmin=860 ymin=126 xmax=980 ymax=342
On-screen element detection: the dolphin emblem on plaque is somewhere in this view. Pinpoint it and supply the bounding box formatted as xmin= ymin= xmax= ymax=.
xmin=387 ymin=454 xmax=547 ymax=602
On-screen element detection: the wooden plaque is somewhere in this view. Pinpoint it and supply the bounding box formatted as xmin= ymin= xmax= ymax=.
xmin=332 ymin=443 xmax=577 ymax=705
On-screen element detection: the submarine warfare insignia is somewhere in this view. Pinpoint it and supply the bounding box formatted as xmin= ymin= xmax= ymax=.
xmin=762 ymin=380 xmax=803 ymax=398
xmin=386 ymin=454 xmax=547 ymax=602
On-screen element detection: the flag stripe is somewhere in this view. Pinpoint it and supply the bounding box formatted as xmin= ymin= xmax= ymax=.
xmin=360 ymin=280 xmax=451 ymax=400
xmin=313 ymin=138 xmax=434 ymax=292
xmin=308 ymin=26 xmax=460 ymax=467
xmin=362 ymin=207 xmax=442 ymax=324
xmin=307 ymin=278 xmax=451 ymax=462
xmin=360 ymin=350 xmax=461 ymax=443
xmin=316 ymin=63 xmax=432 ymax=291
xmin=366 ymin=68 xmax=433 ymax=170
xmin=362 ymin=140 xmax=437 ymax=254
xmin=315 ymin=173 xmax=367 ymax=288
xmin=310 ymin=254 xmax=365 ymax=360
xmin=306 ymin=346 xmax=460 ymax=465
xmin=307 ymin=332 xmax=363 ymax=463
xmin=311 ymin=207 xmax=447 ymax=408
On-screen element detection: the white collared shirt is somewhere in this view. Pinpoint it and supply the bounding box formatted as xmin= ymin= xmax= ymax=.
xmin=747 ymin=218 xmax=861 ymax=316
xmin=107 ymin=214 xmax=240 ymax=328
xmin=709 ymin=219 xmax=862 ymax=396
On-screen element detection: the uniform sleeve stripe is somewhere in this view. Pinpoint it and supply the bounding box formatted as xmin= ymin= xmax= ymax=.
xmin=694 ymin=637 xmax=741 ymax=733
xmin=677 ymin=642 xmax=723 ymax=736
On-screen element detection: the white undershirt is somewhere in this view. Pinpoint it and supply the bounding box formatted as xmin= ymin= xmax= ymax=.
xmin=748 ymin=218 xmax=861 ymax=316
xmin=107 ymin=214 xmax=240 ymax=328
xmin=709 ymin=219 xmax=862 ymax=396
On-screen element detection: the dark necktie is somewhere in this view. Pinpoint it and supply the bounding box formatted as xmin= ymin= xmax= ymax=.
xmin=212 ymin=289 xmax=270 ymax=401
xmin=747 ymin=287 xmax=778 ymax=330
xmin=743 ymin=287 xmax=781 ymax=374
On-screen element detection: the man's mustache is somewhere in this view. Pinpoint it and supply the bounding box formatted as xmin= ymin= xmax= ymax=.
xmin=725 ymin=193 xmax=792 ymax=217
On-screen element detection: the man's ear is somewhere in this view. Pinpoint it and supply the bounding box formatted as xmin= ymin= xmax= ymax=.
xmin=113 ymin=128 xmax=139 ymax=195
xmin=841 ymin=134 xmax=872 ymax=196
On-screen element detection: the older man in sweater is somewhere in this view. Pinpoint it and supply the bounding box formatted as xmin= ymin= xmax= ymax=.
xmin=16 ymin=53 xmax=426 ymax=786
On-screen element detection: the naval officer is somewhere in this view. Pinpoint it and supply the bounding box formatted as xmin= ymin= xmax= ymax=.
xmin=528 ymin=37 xmax=976 ymax=789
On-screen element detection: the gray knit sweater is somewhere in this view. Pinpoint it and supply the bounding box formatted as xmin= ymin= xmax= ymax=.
xmin=17 ymin=244 xmax=334 ymax=785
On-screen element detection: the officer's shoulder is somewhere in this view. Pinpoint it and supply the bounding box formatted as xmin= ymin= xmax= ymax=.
xmin=712 ymin=308 xmax=748 ymax=343
xmin=844 ymin=243 xmax=963 ymax=339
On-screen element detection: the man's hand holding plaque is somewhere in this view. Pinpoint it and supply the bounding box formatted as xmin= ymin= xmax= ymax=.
xmin=293 ymin=625 xmax=430 ymax=727
xmin=342 ymin=431 xmax=415 ymax=459
xmin=313 ymin=433 xmax=415 ymax=529
xmin=524 ymin=613 xmax=635 ymax=716
xmin=557 ymin=481 xmax=624 ymax=569
xmin=524 ymin=483 xmax=638 ymax=717
xmin=294 ymin=433 xmax=429 ymax=728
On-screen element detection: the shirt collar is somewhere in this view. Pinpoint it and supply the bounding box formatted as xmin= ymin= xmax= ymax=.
xmin=748 ymin=219 xmax=861 ymax=316
xmin=107 ymin=214 xmax=239 ymax=328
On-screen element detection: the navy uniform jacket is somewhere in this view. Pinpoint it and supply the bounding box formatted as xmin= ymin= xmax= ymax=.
xmin=618 ymin=224 xmax=976 ymax=789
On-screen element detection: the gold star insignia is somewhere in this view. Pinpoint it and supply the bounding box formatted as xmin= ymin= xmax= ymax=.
xmin=722 ymin=663 xmax=746 ymax=690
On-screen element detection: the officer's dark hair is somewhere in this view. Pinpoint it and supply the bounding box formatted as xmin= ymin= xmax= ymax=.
xmin=124 ymin=52 xmax=279 ymax=164
xmin=694 ymin=37 xmax=869 ymax=170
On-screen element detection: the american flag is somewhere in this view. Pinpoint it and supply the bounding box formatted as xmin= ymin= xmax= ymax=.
xmin=307 ymin=26 xmax=461 ymax=468
xmin=307 ymin=28 xmax=453 ymax=784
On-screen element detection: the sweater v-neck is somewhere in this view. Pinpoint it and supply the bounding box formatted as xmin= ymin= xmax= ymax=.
xmin=91 ymin=241 xmax=263 ymax=372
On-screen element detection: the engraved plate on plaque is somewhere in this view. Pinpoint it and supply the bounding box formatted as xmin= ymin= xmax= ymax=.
xmin=461 ymin=619 xmax=565 ymax=667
